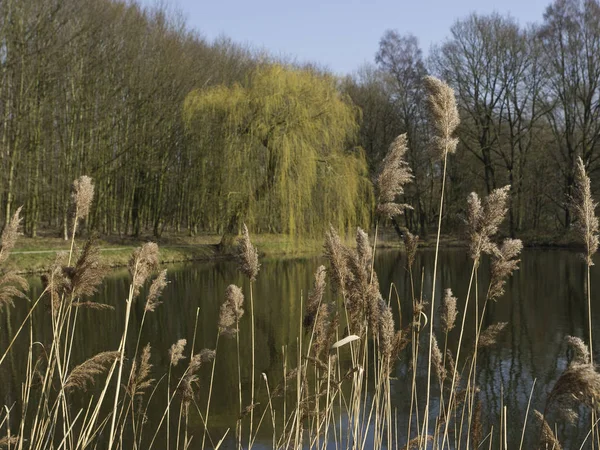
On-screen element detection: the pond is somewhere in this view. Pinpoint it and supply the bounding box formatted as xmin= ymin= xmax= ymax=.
xmin=0 ymin=247 xmax=596 ymax=449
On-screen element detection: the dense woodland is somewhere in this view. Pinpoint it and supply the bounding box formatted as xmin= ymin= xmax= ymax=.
xmin=1 ymin=0 xmax=599 ymax=240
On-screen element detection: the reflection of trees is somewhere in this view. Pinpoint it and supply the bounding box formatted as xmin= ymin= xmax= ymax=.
xmin=1 ymin=249 xmax=598 ymax=446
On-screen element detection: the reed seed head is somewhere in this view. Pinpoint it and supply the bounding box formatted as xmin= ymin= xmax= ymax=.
xmin=466 ymin=186 xmax=511 ymax=261
xmin=488 ymin=238 xmax=522 ymax=301
xmin=423 ymin=75 xmax=460 ymax=159
xmin=237 ymin=224 xmax=260 ymax=281
xmin=547 ymin=362 xmax=600 ymax=419
xmin=0 ymin=271 xmax=28 ymax=311
xmin=431 ymin=334 xmax=447 ymax=385
xmin=178 ymin=349 xmax=215 ymax=406
xmin=324 ymin=226 xmax=351 ymax=297
xmin=356 ymin=228 xmax=372 ymax=270
xmin=0 ymin=437 xmax=19 ymax=448
xmin=65 ymin=351 xmax=119 ymax=392
xmin=378 ymin=302 xmax=395 ymax=363
xmin=572 ymin=157 xmax=599 ymax=266
xmin=440 ymin=288 xmax=458 ymax=334
xmin=534 ymin=410 xmax=562 ymax=450
xmin=312 ymin=303 xmax=336 ymax=360
xmin=129 ymin=242 xmax=159 ymax=298
xmin=129 ymin=344 xmax=154 ymax=397
xmin=478 ymin=322 xmax=508 ymax=349
xmin=403 ymin=231 xmax=419 ymax=271
xmin=400 ymin=435 xmax=434 ymax=450
xmin=169 ymin=338 xmax=187 ymax=367
xmin=72 ymin=236 xmax=108 ymax=299
xmin=303 ymin=265 xmax=326 ymax=329
xmin=72 ymin=176 xmax=94 ymax=220
xmin=566 ymin=335 xmax=591 ymax=365
xmin=219 ymin=284 xmax=245 ymax=337
xmin=145 ymin=269 xmax=168 ymax=312
xmin=375 ymin=134 xmax=413 ymax=219
xmin=0 ymin=206 xmax=22 ymax=265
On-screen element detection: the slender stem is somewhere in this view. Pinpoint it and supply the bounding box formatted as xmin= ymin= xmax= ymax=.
xmin=441 ymin=257 xmax=479 ymax=449
xmin=108 ymin=282 xmax=135 ymax=449
xmin=588 ymin=265 xmax=594 ymax=364
xmin=201 ymin=334 xmax=219 ymax=450
xmin=423 ymin=150 xmax=449 ymax=438
xmin=248 ymin=281 xmax=255 ymax=450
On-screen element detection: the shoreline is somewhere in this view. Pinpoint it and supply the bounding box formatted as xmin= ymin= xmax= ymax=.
xmin=5 ymin=231 xmax=584 ymax=274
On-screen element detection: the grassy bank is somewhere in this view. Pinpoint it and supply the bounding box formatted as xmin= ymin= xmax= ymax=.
xmin=8 ymin=229 xmax=582 ymax=274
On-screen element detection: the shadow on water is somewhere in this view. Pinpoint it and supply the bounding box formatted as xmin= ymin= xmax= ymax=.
xmin=0 ymin=248 xmax=597 ymax=448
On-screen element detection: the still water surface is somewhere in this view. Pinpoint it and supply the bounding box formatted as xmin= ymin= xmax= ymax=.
xmin=1 ymin=248 xmax=597 ymax=448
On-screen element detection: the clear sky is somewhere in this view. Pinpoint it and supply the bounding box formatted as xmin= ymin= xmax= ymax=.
xmin=136 ymin=0 xmax=550 ymax=75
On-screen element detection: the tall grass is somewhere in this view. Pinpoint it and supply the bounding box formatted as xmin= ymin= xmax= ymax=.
xmin=0 ymin=77 xmax=598 ymax=450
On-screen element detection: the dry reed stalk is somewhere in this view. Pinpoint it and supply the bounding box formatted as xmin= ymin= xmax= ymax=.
xmin=216 ymin=285 xmax=245 ymax=444
xmin=422 ymin=75 xmax=460 ymax=446
xmin=442 ymin=186 xmax=510 ymax=450
xmin=109 ymin=243 xmax=161 ymax=450
xmin=237 ymin=223 xmax=259 ymax=449
xmin=571 ymin=157 xmax=598 ymax=365
xmin=572 ymin=157 xmax=599 ymax=266
xmin=167 ymin=337 xmax=186 ymax=450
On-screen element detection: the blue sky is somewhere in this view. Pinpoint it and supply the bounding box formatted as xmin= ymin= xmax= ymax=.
xmin=136 ymin=0 xmax=549 ymax=75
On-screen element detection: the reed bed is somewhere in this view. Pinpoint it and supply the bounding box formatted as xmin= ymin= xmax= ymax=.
xmin=0 ymin=77 xmax=599 ymax=450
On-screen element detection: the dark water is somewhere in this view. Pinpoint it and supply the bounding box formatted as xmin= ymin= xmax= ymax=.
xmin=0 ymin=248 xmax=597 ymax=448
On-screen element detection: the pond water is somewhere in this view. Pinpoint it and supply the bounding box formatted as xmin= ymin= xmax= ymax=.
xmin=0 ymin=248 xmax=597 ymax=448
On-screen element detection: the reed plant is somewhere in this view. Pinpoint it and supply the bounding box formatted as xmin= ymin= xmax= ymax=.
xmin=0 ymin=76 xmax=599 ymax=450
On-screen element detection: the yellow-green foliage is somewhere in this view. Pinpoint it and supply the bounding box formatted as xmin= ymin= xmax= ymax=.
xmin=183 ymin=64 xmax=373 ymax=236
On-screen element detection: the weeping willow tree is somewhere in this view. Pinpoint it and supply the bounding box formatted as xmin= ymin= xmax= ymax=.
xmin=183 ymin=64 xmax=373 ymax=237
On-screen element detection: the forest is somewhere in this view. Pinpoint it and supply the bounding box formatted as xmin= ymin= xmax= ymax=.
xmin=0 ymin=0 xmax=599 ymax=241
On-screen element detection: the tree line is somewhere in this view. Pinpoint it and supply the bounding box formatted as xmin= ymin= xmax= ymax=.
xmin=0 ymin=0 xmax=599 ymax=240
xmin=347 ymin=0 xmax=600 ymax=238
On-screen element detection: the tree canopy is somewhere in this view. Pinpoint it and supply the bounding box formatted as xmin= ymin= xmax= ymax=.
xmin=183 ymin=65 xmax=373 ymax=236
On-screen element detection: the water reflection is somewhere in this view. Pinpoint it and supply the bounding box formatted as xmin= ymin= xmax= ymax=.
xmin=0 ymin=248 xmax=597 ymax=448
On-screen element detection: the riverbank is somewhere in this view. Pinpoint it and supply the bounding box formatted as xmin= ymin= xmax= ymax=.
xmin=5 ymin=229 xmax=582 ymax=274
